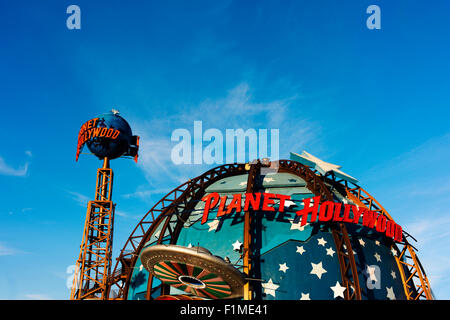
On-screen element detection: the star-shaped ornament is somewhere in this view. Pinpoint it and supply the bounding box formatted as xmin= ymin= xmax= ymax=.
xmin=310 ymin=262 xmax=327 ymax=279
xmin=330 ymin=281 xmax=346 ymax=299
xmin=299 ymin=293 xmax=311 ymax=300
xmin=386 ymin=287 xmax=396 ymax=300
xmin=391 ymin=270 xmax=397 ymax=279
xmin=296 ymin=246 xmax=306 ymax=255
xmin=290 ymin=151 xmax=358 ymax=184
xmin=262 ymin=279 xmax=279 ymax=298
xmin=232 ymin=240 xmax=243 ymax=251
xmin=289 ymin=219 xmax=309 ymax=231
xmin=391 ymin=248 xmax=398 ymax=256
xmin=374 ymin=252 xmax=382 ymax=262
xmin=279 ymin=263 xmax=289 ymax=273
xmin=359 ymin=238 xmax=366 ymax=247
xmin=207 ymin=219 xmax=220 ymax=232
xmin=317 ymin=238 xmax=327 ymax=246
xmin=326 ymin=247 xmax=335 ymax=257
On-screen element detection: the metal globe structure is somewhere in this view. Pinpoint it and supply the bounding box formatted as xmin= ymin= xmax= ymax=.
xmin=76 ymin=110 xmax=139 ymax=162
xmin=105 ymin=153 xmax=434 ymax=301
xmin=70 ymin=110 xmax=139 ymax=300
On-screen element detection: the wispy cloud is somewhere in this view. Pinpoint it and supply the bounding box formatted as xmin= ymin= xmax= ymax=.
xmin=0 ymin=242 xmax=23 ymax=256
xmin=404 ymin=214 xmax=450 ymax=298
xmin=134 ymin=82 xmax=320 ymax=187
xmin=0 ymin=156 xmax=29 ymax=177
xmin=121 ymin=188 xmax=172 ymax=200
xmin=115 ymin=210 xmax=142 ymax=221
xmin=66 ymin=191 xmax=90 ymax=207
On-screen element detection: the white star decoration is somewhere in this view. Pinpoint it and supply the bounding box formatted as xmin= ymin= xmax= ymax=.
xmin=291 ymin=151 xmax=358 ymax=183
xmin=296 ymin=246 xmax=306 ymax=255
xmin=330 ymin=281 xmax=346 ymax=299
xmin=386 ymin=287 xmax=396 ymax=300
xmin=374 ymin=252 xmax=382 ymax=262
xmin=391 ymin=248 xmax=398 ymax=256
xmin=391 ymin=270 xmax=397 ymax=279
xmin=375 ymin=240 xmax=381 ymax=246
xmin=289 ymin=219 xmax=309 ymax=231
xmin=317 ymin=238 xmax=327 ymax=246
xmin=359 ymin=238 xmax=366 ymax=247
xmin=207 ymin=219 xmax=220 ymax=232
xmin=232 ymin=240 xmax=243 ymax=251
xmin=310 ymin=262 xmax=327 ymax=279
xmin=279 ymin=263 xmax=289 ymax=273
xmin=326 ymin=247 xmax=335 ymax=257
xmin=262 ymin=279 xmax=279 ymax=298
xmin=299 ymin=293 xmax=311 ymax=300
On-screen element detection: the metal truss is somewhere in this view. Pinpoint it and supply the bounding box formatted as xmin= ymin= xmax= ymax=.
xmin=320 ymin=171 xmax=433 ymax=300
xmin=70 ymin=158 xmax=115 ymax=300
xmin=242 ymin=162 xmax=260 ymax=300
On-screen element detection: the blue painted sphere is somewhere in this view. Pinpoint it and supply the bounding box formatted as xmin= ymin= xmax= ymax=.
xmin=86 ymin=111 xmax=133 ymax=160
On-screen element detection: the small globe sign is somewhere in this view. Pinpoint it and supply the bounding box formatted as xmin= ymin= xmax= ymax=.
xmin=76 ymin=110 xmax=139 ymax=162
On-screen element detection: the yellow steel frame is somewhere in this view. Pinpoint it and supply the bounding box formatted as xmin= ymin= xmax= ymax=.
xmin=70 ymin=158 xmax=115 ymax=300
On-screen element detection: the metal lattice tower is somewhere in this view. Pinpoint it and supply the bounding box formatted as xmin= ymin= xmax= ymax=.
xmin=70 ymin=158 xmax=115 ymax=300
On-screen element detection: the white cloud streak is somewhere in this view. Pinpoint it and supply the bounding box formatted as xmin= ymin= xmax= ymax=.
xmin=66 ymin=191 xmax=90 ymax=207
xmin=0 ymin=243 xmax=23 ymax=256
xmin=0 ymin=156 xmax=29 ymax=177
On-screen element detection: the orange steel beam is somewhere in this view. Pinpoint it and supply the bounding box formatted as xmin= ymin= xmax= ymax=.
xmin=71 ymin=158 xmax=115 ymax=300
xmin=242 ymin=162 xmax=260 ymax=300
xmin=345 ymin=186 xmax=433 ymax=300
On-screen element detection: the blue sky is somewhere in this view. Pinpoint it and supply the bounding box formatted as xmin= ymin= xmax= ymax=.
xmin=0 ymin=0 xmax=449 ymax=299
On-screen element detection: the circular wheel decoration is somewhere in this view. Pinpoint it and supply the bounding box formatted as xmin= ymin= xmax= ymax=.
xmin=154 ymin=261 xmax=232 ymax=298
xmin=140 ymin=245 xmax=245 ymax=299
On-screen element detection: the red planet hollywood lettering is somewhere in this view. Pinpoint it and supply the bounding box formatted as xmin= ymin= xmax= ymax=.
xmin=201 ymin=193 xmax=403 ymax=242
xmin=76 ymin=118 xmax=121 ymax=161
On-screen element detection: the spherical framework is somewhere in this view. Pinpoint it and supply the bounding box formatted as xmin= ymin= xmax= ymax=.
xmin=106 ymin=160 xmax=433 ymax=300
